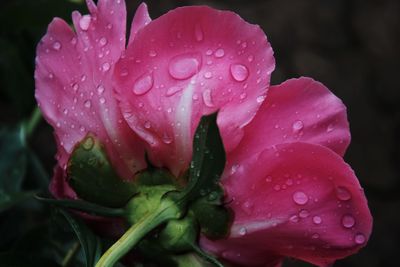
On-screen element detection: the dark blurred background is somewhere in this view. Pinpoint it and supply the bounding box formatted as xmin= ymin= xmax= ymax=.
xmin=0 ymin=0 xmax=399 ymax=266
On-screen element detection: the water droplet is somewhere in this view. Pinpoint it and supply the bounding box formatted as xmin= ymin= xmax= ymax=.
xmin=238 ymin=227 xmax=247 ymax=236
xmin=354 ymin=233 xmax=365 ymax=244
xmin=166 ymin=86 xmax=182 ymax=96
xmin=202 ymin=89 xmax=214 ymax=107
xmin=72 ymin=83 xmax=79 ymax=92
xmin=336 ymin=186 xmax=352 ymax=201
xmin=342 ymin=214 xmax=355 ymax=228
xmin=247 ymin=55 xmax=254 ymax=62
xmin=203 ymin=71 xmax=213 ymax=79
xmin=162 ymin=133 xmax=173 ymax=144
xmin=230 ymin=64 xmax=249 ymax=82
xmin=214 ymin=48 xmax=225 ymax=58
xmin=256 ymin=95 xmax=265 ymax=103
xmin=293 ymin=191 xmax=308 ymax=205
xmin=84 ymin=100 xmax=92 ymax=108
xmin=265 ymin=175 xmax=272 ymax=182
xmin=312 ymin=216 xmax=322 ymax=225
xmin=194 ymin=23 xmax=203 ymax=41
xmin=144 ymin=121 xmax=151 ymax=129
xmin=292 ymin=120 xmax=304 ymax=132
xmin=99 ymin=37 xmax=108 ymax=47
xmin=240 ymin=92 xmax=247 ymax=100
xmin=70 ymin=37 xmax=77 ymax=45
xmin=95 ymin=85 xmax=105 ymax=95
xmin=53 ymin=41 xmax=61 ymax=51
xmin=56 ymin=122 xmax=61 ymax=128
xmin=63 ymin=108 xmax=68 ymax=115
xmin=99 ymin=97 xmax=106 ymax=104
xmin=299 ymin=209 xmax=309 ymax=218
xmin=132 ymin=73 xmax=154 ymax=95
xmin=82 ymin=136 xmax=94 ymax=150
xmin=311 ymin=233 xmax=320 ymax=239
xmin=168 ymin=54 xmax=200 ymax=80
xmin=102 ymin=62 xmax=111 ymax=72
xmin=148 ymin=50 xmax=157 ymax=57
xmin=79 ymin=15 xmax=91 ymax=31
xmin=327 ymin=123 xmax=334 ymax=132
xmin=80 ymin=126 xmax=86 ymax=132
xmin=290 ymin=215 xmax=299 ymax=223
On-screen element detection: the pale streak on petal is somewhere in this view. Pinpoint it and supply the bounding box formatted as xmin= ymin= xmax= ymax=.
xmin=173 ymin=81 xmax=195 ymax=174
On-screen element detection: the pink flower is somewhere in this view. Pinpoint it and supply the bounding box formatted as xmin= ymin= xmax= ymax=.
xmin=35 ymin=1 xmax=372 ymax=266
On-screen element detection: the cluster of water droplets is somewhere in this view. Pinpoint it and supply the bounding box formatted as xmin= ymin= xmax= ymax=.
xmin=235 ymin=172 xmax=366 ymax=247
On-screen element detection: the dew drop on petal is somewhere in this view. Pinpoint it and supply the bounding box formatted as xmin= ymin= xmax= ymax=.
xmin=168 ymin=54 xmax=200 ymax=80
xmin=292 ymin=120 xmax=304 ymax=133
xmin=99 ymin=37 xmax=108 ymax=47
xmin=132 ymin=73 xmax=154 ymax=95
xmin=162 ymin=133 xmax=173 ymax=144
xmin=342 ymin=214 xmax=356 ymax=228
xmin=238 ymin=227 xmax=247 ymax=236
xmin=204 ymin=71 xmax=213 ymax=79
xmin=166 ymin=86 xmax=182 ymax=96
xmin=214 ymin=48 xmax=225 ymax=58
xmin=53 ymin=41 xmax=61 ymax=51
xmin=84 ymin=100 xmax=92 ymax=108
xmin=99 ymin=97 xmax=106 ymax=104
xmin=299 ymin=209 xmax=309 ymax=218
xmin=79 ymin=15 xmax=91 ymax=31
xmin=148 ymin=50 xmax=157 ymax=57
xmin=354 ymin=233 xmax=366 ymax=244
xmin=82 ymin=136 xmax=94 ymax=150
xmin=102 ymin=62 xmax=111 ymax=72
xmin=97 ymin=85 xmax=105 ymax=95
xmin=202 ymin=89 xmax=214 ymax=107
xmin=290 ymin=215 xmax=299 ymax=223
xmin=292 ymin=191 xmax=308 ymax=205
xmin=230 ymin=64 xmax=249 ymax=82
xmin=312 ymin=216 xmax=322 ymax=225
xmin=336 ymin=186 xmax=352 ymax=201
xmin=194 ymin=23 xmax=204 ymax=41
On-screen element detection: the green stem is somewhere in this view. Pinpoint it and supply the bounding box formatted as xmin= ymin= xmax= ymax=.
xmin=191 ymin=243 xmax=224 ymax=267
xmin=62 ymin=242 xmax=80 ymax=267
xmin=24 ymin=107 xmax=42 ymax=139
xmin=95 ymin=202 xmax=180 ymax=267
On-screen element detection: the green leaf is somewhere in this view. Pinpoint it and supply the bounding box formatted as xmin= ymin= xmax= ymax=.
xmin=58 ymin=209 xmax=102 ymax=267
xmin=0 ymin=126 xmax=27 ymax=193
xmin=0 ymin=191 xmax=36 ymax=213
xmin=190 ymin=196 xmax=232 ymax=239
xmin=68 ymin=135 xmax=137 ymax=207
xmin=181 ymin=113 xmax=226 ymax=202
xmin=36 ymin=196 xmax=126 ymax=217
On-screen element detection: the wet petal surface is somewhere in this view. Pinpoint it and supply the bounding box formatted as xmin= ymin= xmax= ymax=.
xmin=115 ymin=6 xmax=275 ymax=175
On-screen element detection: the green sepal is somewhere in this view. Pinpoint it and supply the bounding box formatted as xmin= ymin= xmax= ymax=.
xmin=67 ymin=134 xmax=136 ymax=208
xmin=180 ymin=113 xmax=226 ymax=202
xmin=190 ymin=196 xmax=232 ymax=239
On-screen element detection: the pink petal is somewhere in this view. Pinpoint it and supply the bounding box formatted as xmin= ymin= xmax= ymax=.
xmin=227 ymin=77 xmax=350 ymax=171
xmin=202 ymin=142 xmax=372 ymax=267
xmin=128 ymin=3 xmax=152 ymax=45
xmin=35 ymin=0 xmax=145 ymax=179
xmin=115 ymin=6 xmax=275 ymax=175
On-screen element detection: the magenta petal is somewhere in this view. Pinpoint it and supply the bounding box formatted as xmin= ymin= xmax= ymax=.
xmin=128 ymin=3 xmax=152 ymax=45
xmin=35 ymin=0 xmax=145 ymax=179
xmin=115 ymin=6 xmax=275 ymax=175
xmin=227 ymin=77 xmax=350 ymax=171
xmin=203 ymin=142 xmax=372 ymax=267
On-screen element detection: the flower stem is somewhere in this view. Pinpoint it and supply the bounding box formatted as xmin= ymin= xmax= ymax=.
xmin=95 ymin=201 xmax=180 ymax=267
xmin=24 ymin=107 xmax=42 ymax=139
xmin=190 ymin=243 xmax=224 ymax=267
